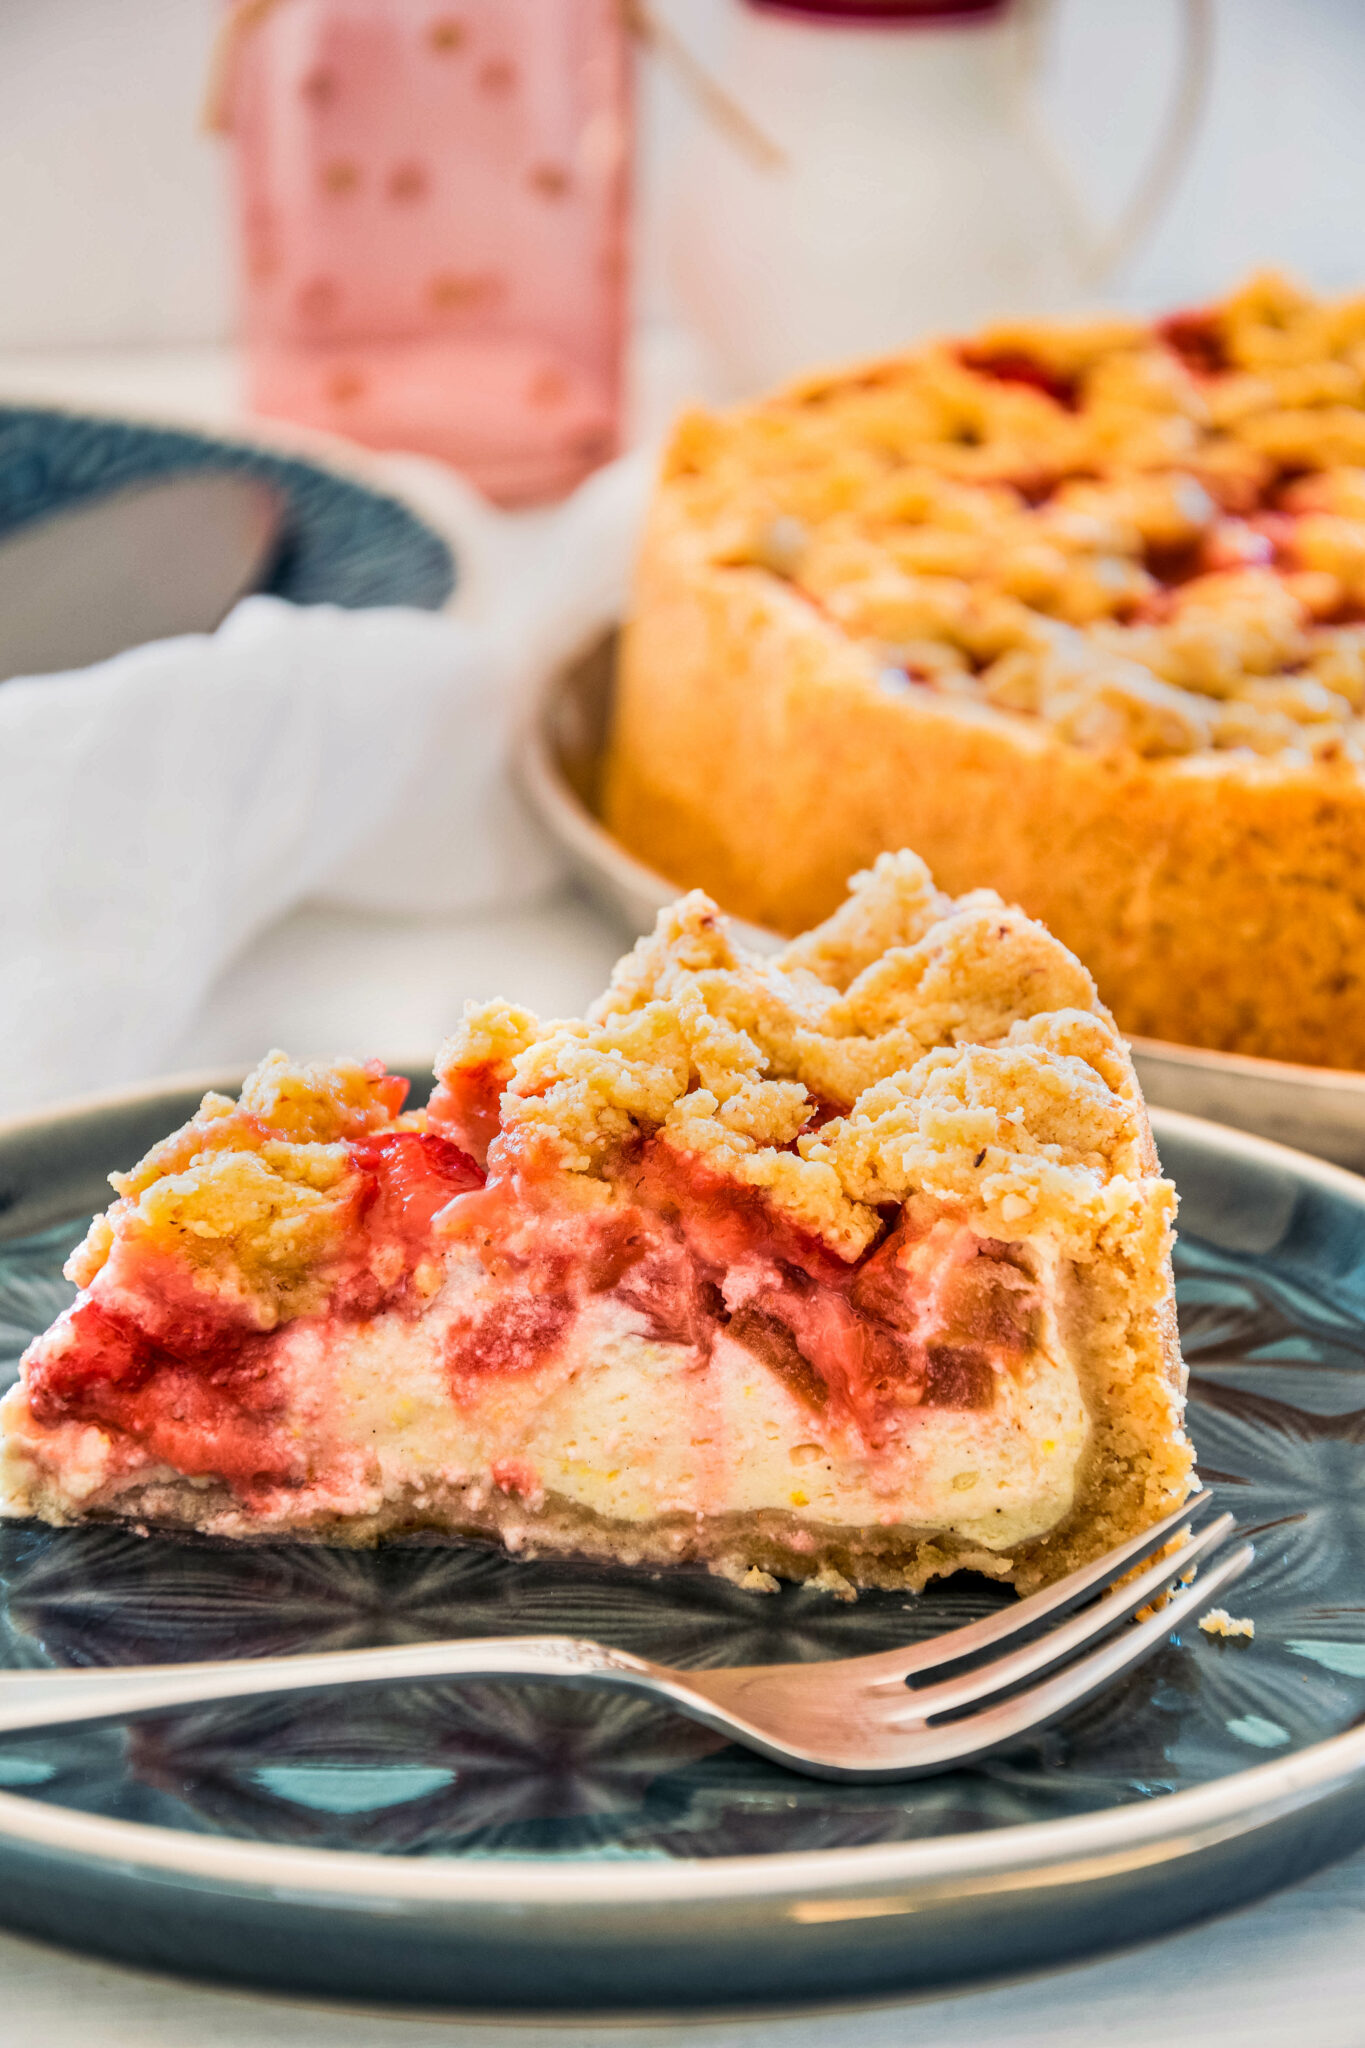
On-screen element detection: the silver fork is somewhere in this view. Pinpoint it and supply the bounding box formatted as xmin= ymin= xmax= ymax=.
xmin=0 ymin=1497 xmax=1248 ymax=1781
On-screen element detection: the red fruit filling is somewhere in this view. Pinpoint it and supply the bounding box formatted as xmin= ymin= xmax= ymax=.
xmin=1158 ymin=307 xmax=1230 ymax=377
xmin=440 ymin=1132 xmax=1038 ymax=1446
xmin=359 ymin=1058 xmax=412 ymax=1123
xmin=958 ymin=346 xmax=1080 ymax=411
xmin=28 ymin=1299 xmax=300 ymax=1498
xmin=426 ymin=1060 xmax=507 ymax=1167
xmin=351 ymin=1130 xmax=486 ymax=1254
xmin=26 ymin=1129 xmax=485 ymax=1502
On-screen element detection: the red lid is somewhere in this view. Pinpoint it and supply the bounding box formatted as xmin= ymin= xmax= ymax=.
xmin=745 ymin=0 xmax=1010 ymax=21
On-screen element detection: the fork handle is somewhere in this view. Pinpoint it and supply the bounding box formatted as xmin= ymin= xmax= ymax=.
xmin=0 ymin=1637 xmax=659 ymax=1735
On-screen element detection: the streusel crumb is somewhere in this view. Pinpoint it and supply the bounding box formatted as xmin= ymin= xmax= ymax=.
xmin=65 ymin=1052 xmax=408 ymax=1316
xmin=1199 ymin=1608 xmax=1256 ymax=1640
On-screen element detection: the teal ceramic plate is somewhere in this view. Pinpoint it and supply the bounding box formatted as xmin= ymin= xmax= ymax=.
xmin=0 ymin=1082 xmax=1362 ymax=2012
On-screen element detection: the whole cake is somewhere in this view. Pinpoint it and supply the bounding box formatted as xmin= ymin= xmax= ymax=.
xmin=607 ymin=272 xmax=1365 ymax=1067
xmin=0 ymin=855 xmax=1190 ymax=1595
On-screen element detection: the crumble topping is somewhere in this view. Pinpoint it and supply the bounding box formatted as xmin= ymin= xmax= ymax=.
xmin=437 ymin=852 xmax=1162 ymax=1264
xmin=662 ymin=272 xmax=1365 ymax=766
xmin=1199 ymin=1608 xmax=1255 ymax=1641
xmin=66 ymin=1054 xmax=411 ymax=1319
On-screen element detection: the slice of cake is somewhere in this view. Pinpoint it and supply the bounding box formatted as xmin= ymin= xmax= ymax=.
xmin=606 ymin=272 xmax=1365 ymax=1068
xmin=0 ymin=855 xmax=1191 ymax=1594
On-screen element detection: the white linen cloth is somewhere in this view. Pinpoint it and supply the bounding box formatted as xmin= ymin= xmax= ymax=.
xmin=0 ymin=450 xmax=652 ymax=1118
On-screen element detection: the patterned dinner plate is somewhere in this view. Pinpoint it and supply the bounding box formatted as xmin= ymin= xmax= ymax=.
xmin=0 ymin=1080 xmax=1362 ymax=2012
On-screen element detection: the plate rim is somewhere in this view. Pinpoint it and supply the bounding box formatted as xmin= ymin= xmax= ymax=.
xmin=0 ymin=397 xmax=459 ymax=612
xmin=0 ymin=1717 xmax=1360 ymax=1908
xmin=0 ymin=1093 xmax=1363 ymax=1909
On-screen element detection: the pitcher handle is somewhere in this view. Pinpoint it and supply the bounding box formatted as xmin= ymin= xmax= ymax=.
xmin=1012 ymin=0 xmax=1215 ymax=288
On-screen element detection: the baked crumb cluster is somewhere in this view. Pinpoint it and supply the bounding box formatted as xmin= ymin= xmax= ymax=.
xmin=438 ymin=851 xmax=1164 ymax=1265
xmin=1199 ymin=1607 xmax=1255 ymax=1641
xmin=665 ymin=272 xmax=1365 ymax=763
xmin=66 ymin=1054 xmax=410 ymax=1324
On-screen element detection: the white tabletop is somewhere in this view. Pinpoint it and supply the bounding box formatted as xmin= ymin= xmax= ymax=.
xmin=3 ymin=348 xmax=1362 ymax=2044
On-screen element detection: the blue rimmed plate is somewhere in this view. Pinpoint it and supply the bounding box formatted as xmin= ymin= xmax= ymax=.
xmin=0 ymin=406 xmax=455 ymax=612
xmin=0 ymin=1083 xmax=1361 ymax=2012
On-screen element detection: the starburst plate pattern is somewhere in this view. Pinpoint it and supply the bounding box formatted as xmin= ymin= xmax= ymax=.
xmin=0 ymin=1092 xmax=1361 ymax=2008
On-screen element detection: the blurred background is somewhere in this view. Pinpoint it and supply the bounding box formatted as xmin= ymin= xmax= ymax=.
xmin=6 ymin=0 xmax=1365 ymax=1116
xmin=5 ymin=1 xmax=1365 ymax=414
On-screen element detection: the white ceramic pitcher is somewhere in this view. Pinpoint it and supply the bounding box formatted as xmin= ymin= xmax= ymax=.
xmin=662 ymin=0 xmax=1213 ymax=394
